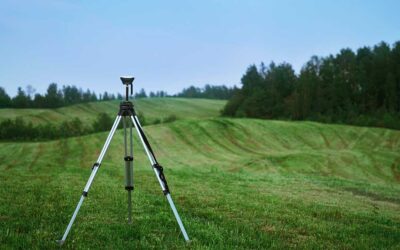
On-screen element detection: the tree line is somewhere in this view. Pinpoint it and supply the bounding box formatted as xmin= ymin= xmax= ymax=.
xmin=175 ymin=84 xmax=236 ymax=99
xmin=0 ymin=84 xmax=172 ymax=109
xmin=129 ymin=84 xmax=236 ymax=99
xmin=0 ymin=83 xmax=113 ymax=108
xmin=0 ymin=83 xmax=235 ymax=109
xmin=222 ymin=41 xmax=400 ymax=130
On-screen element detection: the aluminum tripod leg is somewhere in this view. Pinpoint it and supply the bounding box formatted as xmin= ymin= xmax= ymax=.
xmin=58 ymin=115 xmax=122 ymax=245
xmin=123 ymin=117 xmax=134 ymax=224
xmin=130 ymin=115 xmax=190 ymax=242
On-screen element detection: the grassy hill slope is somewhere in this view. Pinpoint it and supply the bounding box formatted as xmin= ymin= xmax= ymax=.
xmin=0 ymin=118 xmax=399 ymax=249
xmin=0 ymin=98 xmax=226 ymax=125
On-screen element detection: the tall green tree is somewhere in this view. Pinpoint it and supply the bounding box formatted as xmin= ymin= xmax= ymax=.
xmin=135 ymin=88 xmax=147 ymax=98
xmin=12 ymin=87 xmax=31 ymax=108
xmin=0 ymin=87 xmax=11 ymax=108
xmin=385 ymin=72 xmax=397 ymax=112
xmin=44 ymin=83 xmax=63 ymax=108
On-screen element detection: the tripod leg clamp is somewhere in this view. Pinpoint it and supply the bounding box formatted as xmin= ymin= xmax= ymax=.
xmin=82 ymin=163 xmax=101 ymax=197
xmin=92 ymin=162 xmax=100 ymax=169
xmin=153 ymin=164 xmax=170 ymax=195
xmin=124 ymin=156 xmax=134 ymax=191
xmin=124 ymin=156 xmax=133 ymax=162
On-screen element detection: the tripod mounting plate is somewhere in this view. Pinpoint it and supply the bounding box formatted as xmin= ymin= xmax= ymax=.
xmin=120 ymin=76 xmax=135 ymax=100
xmin=120 ymin=76 xmax=135 ymax=85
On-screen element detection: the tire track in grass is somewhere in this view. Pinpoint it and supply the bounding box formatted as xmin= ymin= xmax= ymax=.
xmin=319 ymin=129 xmax=331 ymax=148
xmin=356 ymin=129 xmax=383 ymax=151
xmin=254 ymin=119 xmax=295 ymax=150
xmin=0 ymin=143 xmax=16 ymax=170
xmin=5 ymin=144 xmax=29 ymax=170
xmin=73 ymin=103 xmax=95 ymax=113
xmin=56 ymin=139 xmax=69 ymax=168
xmin=292 ymin=122 xmax=326 ymax=149
xmin=315 ymin=124 xmax=335 ymax=149
xmin=194 ymin=121 xmax=248 ymax=156
xmin=77 ymin=134 xmax=103 ymax=168
xmin=213 ymin=119 xmax=267 ymax=154
xmin=349 ymin=150 xmax=378 ymax=182
xmin=292 ymin=133 xmax=318 ymax=149
xmin=339 ymin=150 xmax=377 ymax=181
xmin=382 ymin=129 xmax=400 ymax=151
xmin=77 ymin=136 xmax=89 ymax=168
xmin=194 ymin=120 xmax=260 ymax=162
xmin=332 ymin=127 xmax=350 ymax=149
xmin=29 ymin=114 xmax=52 ymax=124
xmin=370 ymin=129 xmax=388 ymax=151
xmin=5 ymin=158 xmax=18 ymax=170
xmin=168 ymin=122 xmax=228 ymax=161
xmin=344 ymin=187 xmax=400 ymax=204
xmin=379 ymin=130 xmax=392 ymax=150
xmin=391 ymin=132 xmax=400 ymax=150
xmin=28 ymin=143 xmax=43 ymax=171
xmin=390 ymin=157 xmax=400 ymax=182
xmin=348 ymin=128 xmax=368 ymax=149
xmin=366 ymin=152 xmax=392 ymax=182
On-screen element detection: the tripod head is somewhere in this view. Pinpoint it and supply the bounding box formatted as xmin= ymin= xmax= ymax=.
xmin=120 ymin=76 xmax=135 ymax=101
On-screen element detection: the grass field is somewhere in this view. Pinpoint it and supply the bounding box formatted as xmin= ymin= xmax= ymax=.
xmin=0 ymin=98 xmax=226 ymax=126
xmin=0 ymin=99 xmax=400 ymax=249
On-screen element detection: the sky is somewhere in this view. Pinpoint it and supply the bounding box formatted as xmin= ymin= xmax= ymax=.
xmin=0 ymin=0 xmax=399 ymax=97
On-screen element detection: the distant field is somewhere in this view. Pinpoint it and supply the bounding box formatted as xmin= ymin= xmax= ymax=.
xmin=0 ymin=98 xmax=226 ymax=125
xmin=0 ymin=117 xmax=399 ymax=249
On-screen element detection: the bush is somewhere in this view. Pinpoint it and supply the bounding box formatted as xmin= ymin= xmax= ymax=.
xmin=92 ymin=113 xmax=113 ymax=132
xmin=152 ymin=118 xmax=161 ymax=125
xmin=60 ymin=118 xmax=87 ymax=137
xmin=0 ymin=111 xmax=152 ymax=141
xmin=382 ymin=113 xmax=400 ymax=130
xmin=0 ymin=116 xmax=90 ymax=141
xmin=136 ymin=111 xmax=146 ymax=126
xmin=163 ymin=114 xmax=177 ymax=123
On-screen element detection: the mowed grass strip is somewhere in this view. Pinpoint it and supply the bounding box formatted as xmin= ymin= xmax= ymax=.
xmin=0 ymin=118 xmax=399 ymax=249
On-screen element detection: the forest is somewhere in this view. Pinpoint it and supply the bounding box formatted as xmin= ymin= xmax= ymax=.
xmin=0 ymin=84 xmax=103 ymax=108
xmin=0 ymin=84 xmax=234 ymax=109
xmin=222 ymin=41 xmax=400 ymax=129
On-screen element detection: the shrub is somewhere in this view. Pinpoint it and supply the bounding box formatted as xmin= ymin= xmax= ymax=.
xmin=136 ymin=111 xmax=146 ymax=126
xmin=163 ymin=114 xmax=178 ymax=123
xmin=152 ymin=118 xmax=161 ymax=125
xmin=92 ymin=113 xmax=113 ymax=132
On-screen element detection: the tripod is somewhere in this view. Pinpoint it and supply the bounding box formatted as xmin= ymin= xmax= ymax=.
xmin=57 ymin=76 xmax=190 ymax=245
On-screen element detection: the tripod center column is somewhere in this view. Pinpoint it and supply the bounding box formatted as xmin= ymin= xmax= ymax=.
xmin=121 ymin=108 xmax=134 ymax=192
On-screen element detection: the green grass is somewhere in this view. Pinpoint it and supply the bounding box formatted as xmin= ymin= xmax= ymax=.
xmin=0 ymin=115 xmax=399 ymax=249
xmin=0 ymin=98 xmax=226 ymax=125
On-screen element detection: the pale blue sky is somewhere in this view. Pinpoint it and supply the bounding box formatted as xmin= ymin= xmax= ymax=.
xmin=0 ymin=0 xmax=399 ymax=96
